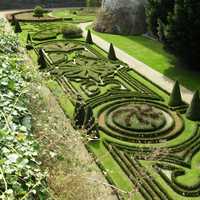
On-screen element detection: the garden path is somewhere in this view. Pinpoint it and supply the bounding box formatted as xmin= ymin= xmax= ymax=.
xmin=79 ymin=22 xmax=194 ymax=104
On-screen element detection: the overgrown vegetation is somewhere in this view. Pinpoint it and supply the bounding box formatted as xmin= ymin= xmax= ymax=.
xmin=0 ymin=18 xmax=48 ymax=199
xmin=146 ymin=0 xmax=200 ymax=69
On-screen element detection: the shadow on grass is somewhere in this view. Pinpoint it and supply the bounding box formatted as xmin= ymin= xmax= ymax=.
xmin=163 ymin=59 xmax=200 ymax=91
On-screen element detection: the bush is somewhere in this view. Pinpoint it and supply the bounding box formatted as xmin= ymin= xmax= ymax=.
xmin=86 ymin=29 xmax=93 ymax=44
xmin=164 ymin=0 xmax=200 ymax=69
xmin=14 ymin=20 xmax=22 ymax=33
xmin=168 ymin=80 xmax=183 ymax=107
xmin=186 ymin=90 xmax=200 ymax=121
xmin=146 ymin=0 xmax=175 ymax=37
xmin=87 ymin=0 xmax=101 ymax=7
xmin=61 ymin=24 xmax=82 ymax=38
xmin=108 ymin=43 xmax=117 ymax=60
xmin=33 ymin=5 xmax=44 ymax=17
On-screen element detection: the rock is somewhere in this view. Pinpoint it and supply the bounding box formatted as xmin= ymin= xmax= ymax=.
xmin=94 ymin=0 xmax=147 ymax=35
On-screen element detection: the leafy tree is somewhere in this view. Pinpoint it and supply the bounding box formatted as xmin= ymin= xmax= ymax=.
xmin=37 ymin=49 xmax=47 ymax=69
xmin=164 ymin=0 xmax=200 ymax=68
xmin=33 ymin=5 xmax=44 ymax=17
xmin=168 ymin=80 xmax=183 ymax=107
xmin=14 ymin=20 xmax=22 ymax=33
xmin=186 ymin=90 xmax=200 ymax=121
xmin=86 ymin=30 xmax=93 ymax=44
xmin=146 ymin=0 xmax=175 ymax=37
xmin=108 ymin=43 xmax=117 ymax=60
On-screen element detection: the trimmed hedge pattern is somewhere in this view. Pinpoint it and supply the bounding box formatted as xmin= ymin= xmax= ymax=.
xmin=24 ymin=24 xmax=200 ymax=200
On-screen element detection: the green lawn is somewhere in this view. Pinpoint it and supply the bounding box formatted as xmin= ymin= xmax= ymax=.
xmin=51 ymin=8 xmax=96 ymax=23
xmin=91 ymin=30 xmax=200 ymax=91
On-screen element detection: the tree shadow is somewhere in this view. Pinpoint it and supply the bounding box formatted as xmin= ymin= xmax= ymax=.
xmin=163 ymin=59 xmax=200 ymax=91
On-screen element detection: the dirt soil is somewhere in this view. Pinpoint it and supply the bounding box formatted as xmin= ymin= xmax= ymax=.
xmin=29 ymin=84 xmax=117 ymax=200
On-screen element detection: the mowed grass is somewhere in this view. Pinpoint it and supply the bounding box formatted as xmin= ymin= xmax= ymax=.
xmin=51 ymin=8 xmax=96 ymax=23
xmin=91 ymin=30 xmax=200 ymax=91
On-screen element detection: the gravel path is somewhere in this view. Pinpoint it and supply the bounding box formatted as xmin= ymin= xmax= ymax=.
xmin=79 ymin=22 xmax=194 ymax=104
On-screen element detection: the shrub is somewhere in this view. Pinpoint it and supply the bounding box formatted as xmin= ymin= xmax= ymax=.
xmin=26 ymin=33 xmax=31 ymax=44
xmin=73 ymin=95 xmax=85 ymax=129
xmin=33 ymin=5 xmax=44 ymax=17
xmin=61 ymin=24 xmax=82 ymax=38
xmin=186 ymin=90 xmax=200 ymax=121
xmin=11 ymin=15 xmax=16 ymax=26
xmin=14 ymin=20 xmax=22 ymax=33
xmin=86 ymin=29 xmax=93 ymax=44
xmin=146 ymin=0 xmax=175 ymax=37
xmin=87 ymin=0 xmax=101 ymax=7
xmin=108 ymin=43 xmax=117 ymax=60
xmin=37 ymin=48 xmax=47 ymax=69
xmin=164 ymin=0 xmax=200 ymax=69
xmin=168 ymin=80 xmax=183 ymax=107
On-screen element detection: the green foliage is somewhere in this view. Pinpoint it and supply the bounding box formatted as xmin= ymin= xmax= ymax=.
xmin=86 ymin=29 xmax=93 ymax=44
xmin=26 ymin=33 xmax=31 ymax=44
xmin=61 ymin=24 xmax=82 ymax=38
xmin=33 ymin=6 xmax=44 ymax=18
xmin=108 ymin=43 xmax=117 ymax=60
xmin=14 ymin=20 xmax=22 ymax=33
xmin=146 ymin=0 xmax=175 ymax=37
xmin=0 ymin=33 xmax=18 ymax=53
xmin=0 ymin=31 xmax=48 ymax=199
xmin=37 ymin=49 xmax=47 ymax=69
xmin=84 ymin=105 xmax=95 ymax=130
xmin=11 ymin=15 xmax=16 ymax=26
xmin=73 ymin=102 xmax=85 ymax=129
xmin=168 ymin=80 xmax=183 ymax=107
xmin=186 ymin=91 xmax=200 ymax=121
xmin=164 ymin=0 xmax=200 ymax=68
xmin=87 ymin=0 xmax=101 ymax=7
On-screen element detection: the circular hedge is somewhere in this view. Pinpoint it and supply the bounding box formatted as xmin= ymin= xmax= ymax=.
xmin=112 ymin=103 xmax=166 ymax=132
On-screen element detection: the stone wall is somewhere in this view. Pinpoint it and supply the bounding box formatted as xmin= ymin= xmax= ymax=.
xmin=95 ymin=0 xmax=147 ymax=35
xmin=0 ymin=0 xmax=86 ymax=10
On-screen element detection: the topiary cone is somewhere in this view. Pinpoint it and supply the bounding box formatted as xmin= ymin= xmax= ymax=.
xmin=186 ymin=90 xmax=200 ymax=121
xmin=14 ymin=20 xmax=22 ymax=33
xmin=168 ymin=80 xmax=183 ymax=106
xmin=11 ymin=15 xmax=16 ymax=26
xmin=27 ymin=33 xmax=32 ymax=44
xmin=86 ymin=30 xmax=93 ymax=44
xmin=108 ymin=43 xmax=117 ymax=60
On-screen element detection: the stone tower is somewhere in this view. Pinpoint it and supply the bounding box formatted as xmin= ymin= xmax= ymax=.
xmin=95 ymin=0 xmax=147 ymax=35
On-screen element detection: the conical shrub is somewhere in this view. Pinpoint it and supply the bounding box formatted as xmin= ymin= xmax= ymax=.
xmin=186 ymin=90 xmax=200 ymax=121
xmin=27 ymin=33 xmax=32 ymax=44
xmin=86 ymin=30 xmax=93 ymax=44
xmin=11 ymin=15 xmax=16 ymax=26
xmin=108 ymin=43 xmax=117 ymax=60
xmin=168 ymin=80 xmax=183 ymax=106
xmin=14 ymin=20 xmax=22 ymax=33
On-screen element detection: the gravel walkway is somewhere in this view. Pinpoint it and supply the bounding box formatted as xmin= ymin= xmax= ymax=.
xmin=79 ymin=22 xmax=194 ymax=104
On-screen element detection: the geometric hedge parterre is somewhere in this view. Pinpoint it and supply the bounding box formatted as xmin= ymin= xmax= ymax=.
xmin=24 ymin=23 xmax=200 ymax=200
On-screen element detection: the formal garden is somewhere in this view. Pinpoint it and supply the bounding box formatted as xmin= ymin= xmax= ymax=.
xmin=0 ymin=0 xmax=200 ymax=199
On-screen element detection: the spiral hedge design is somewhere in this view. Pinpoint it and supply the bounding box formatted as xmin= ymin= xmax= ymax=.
xmin=26 ymin=25 xmax=200 ymax=200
